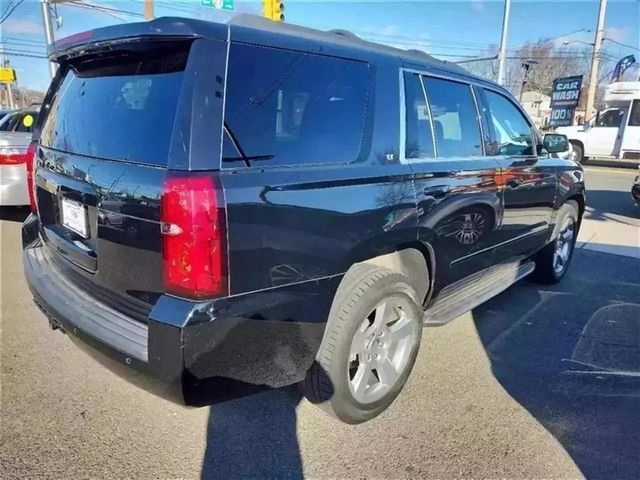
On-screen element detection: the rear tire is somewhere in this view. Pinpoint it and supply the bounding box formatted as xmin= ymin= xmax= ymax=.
xmin=534 ymin=201 xmax=579 ymax=284
xmin=302 ymin=264 xmax=423 ymax=424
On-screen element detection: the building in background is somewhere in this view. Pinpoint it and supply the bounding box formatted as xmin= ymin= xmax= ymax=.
xmin=521 ymin=91 xmax=551 ymax=129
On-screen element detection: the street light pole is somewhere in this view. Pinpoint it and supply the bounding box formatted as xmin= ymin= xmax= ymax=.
xmin=144 ymin=0 xmax=154 ymax=20
xmin=585 ymin=0 xmax=607 ymax=120
xmin=497 ymin=0 xmax=511 ymax=85
xmin=40 ymin=0 xmax=57 ymax=79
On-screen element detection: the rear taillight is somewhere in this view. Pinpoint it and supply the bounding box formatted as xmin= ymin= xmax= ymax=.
xmin=0 ymin=146 xmax=29 ymax=165
xmin=25 ymin=143 xmax=37 ymax=213
xmin=161 ymin=172 xmax=227 ymax=300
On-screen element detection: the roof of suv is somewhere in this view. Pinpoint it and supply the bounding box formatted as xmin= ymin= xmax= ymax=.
xmin=52 ymin=14 xmax=486 ymax=83
xmin=227 ymin=14 xmax=470 ymax=75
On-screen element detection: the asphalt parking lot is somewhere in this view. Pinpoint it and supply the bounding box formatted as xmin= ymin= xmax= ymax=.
xmin=1 ymin=166 xmax=638 ymax=479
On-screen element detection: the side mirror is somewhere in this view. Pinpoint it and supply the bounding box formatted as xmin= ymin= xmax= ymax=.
xmin=543 ymin=133 xmax=569 ymax=154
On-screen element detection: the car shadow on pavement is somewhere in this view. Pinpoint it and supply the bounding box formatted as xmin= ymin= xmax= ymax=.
xmin=201 ymin=386 xmax=304 ymax=479
xmin=0 ymin=206 xmax=29 ymax=223
xmin=473 ymin=248 xmax=640 ymax=479
xmin=584 ymin=189 xmax=639 ymax=221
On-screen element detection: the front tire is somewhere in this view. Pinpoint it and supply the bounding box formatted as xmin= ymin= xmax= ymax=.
xmin=570 ymin=142 xmax=584 ymax=163
xmin=302 ymin=264 xmax=423 ymax=424
xmin=534 ymin=200 xmax=579 ymax=284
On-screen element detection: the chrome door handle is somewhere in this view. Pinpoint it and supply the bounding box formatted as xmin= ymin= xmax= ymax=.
xmin=424 ymin=186 xmax=448 ymax=199
xmin=506 ymin=178 xmax=522 ymax=189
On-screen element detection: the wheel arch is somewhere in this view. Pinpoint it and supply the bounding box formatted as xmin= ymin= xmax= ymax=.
xmin=347 ymin=241 xmax=435 ymax=309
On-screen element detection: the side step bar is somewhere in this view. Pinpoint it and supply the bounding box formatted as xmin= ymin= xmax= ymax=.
xmin=423 ymin=259 xmax=535 ymax=326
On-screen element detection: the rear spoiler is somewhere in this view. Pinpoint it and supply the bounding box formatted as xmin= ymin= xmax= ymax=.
xmin=50 ymin=16 xmax=228 ymax=63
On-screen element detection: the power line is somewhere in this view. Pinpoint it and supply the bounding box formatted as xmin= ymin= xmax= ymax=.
xmin=67 ymin=0 xmax=145 ymax=19
xmin=2 ymin=49 xmax=48 ymax=59
xmin=0 ymin=0 xmax=24 ymax=24
xmin=2 ymin=39 xmax=46 ymax=50
xmin=0 ymin=0 xmax=17 ymax=20
xmin=3 ymin=35 xmax=45 ymax=45
xmin=67 ymin=1 xmax=129 ymax=22
xmin=603 ymin=38 xmax=640 ymax=52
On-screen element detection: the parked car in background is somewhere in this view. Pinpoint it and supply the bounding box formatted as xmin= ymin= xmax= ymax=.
xmin=0 ymin=109 xmax=11 ymax=122
xmin=0 ymin=107 xmax=39 ymax=206
xmin=22 ymin=15 xmax=584 ymax=424
xmin=632 ymin=166 xmax=640 ymax=208
xmin=557 ymin=81 xmax=640 ymax=162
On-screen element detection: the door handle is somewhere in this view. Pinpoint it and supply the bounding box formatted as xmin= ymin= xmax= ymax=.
xmin=505 ymin=178 xmax=522 ymax=189
xmin=423 ymin=186 xmax=448 ymax=199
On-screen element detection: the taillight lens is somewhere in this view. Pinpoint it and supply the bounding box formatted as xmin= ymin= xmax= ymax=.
xmin=25 ymin=143 xmax=37 ymax=213
xmin=0 ymin=146 xmax=29 ymax=165
xmin=161 ymin=172 xmax=227 ymax=300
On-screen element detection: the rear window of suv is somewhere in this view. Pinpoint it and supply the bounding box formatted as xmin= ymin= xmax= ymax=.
xmin=223 ymin=43 xmax=369 ymax=167
xmin=40 ymin=46 xmax=189 ymax=167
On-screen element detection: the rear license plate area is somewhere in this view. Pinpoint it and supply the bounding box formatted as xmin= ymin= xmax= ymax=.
xmin=61 ymin=198 xmax=88 ymax=238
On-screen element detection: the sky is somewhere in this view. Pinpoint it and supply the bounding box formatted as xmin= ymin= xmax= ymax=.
xmin=1 ymin=0 xmax=639 ymax=91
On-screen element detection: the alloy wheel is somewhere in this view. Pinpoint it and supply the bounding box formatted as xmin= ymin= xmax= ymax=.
xmin=553 ymin=218 xmax=575 ymax=275
xmin=347 ymin=295 xmax=419 ymax=404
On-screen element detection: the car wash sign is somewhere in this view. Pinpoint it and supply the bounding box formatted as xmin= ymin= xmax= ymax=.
xmin=550 ymin=75 xmax=583 ymax=127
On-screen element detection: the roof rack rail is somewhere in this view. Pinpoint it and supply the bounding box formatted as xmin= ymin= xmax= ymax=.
xmin=405 ymin=49 xmax=430 ymax=58
xmin=329 ymin=29 xmax=360 ymax=40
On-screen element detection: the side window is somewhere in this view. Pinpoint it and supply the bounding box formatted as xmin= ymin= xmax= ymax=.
xmin=404 ymin=73 xmax=434 ymax=159
xmin=628 ymin=101 xmax=640 ymax=126
xmin=422 ymin=77 xmax=483 ymax=157
xmin=224 ymin=43 xmax=369 ymax=167
xmin=595 ymin=108 xmax=625 ymax=128
xmin=483 ymin=89 xmax=535 ymax=156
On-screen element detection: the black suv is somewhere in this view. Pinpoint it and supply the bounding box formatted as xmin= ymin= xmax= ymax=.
xmin=22 ymin=15 xmax=584 ymax=424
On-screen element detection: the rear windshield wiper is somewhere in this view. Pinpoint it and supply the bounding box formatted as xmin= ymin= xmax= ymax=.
xmin=222 ymin=155 xmax=274 ymax=162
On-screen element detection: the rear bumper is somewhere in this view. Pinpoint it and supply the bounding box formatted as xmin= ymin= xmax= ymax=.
xmin=0 ymin=164 xmax=29 ymax=206
xmin=22 ymin=214 xmax=335 ymax=406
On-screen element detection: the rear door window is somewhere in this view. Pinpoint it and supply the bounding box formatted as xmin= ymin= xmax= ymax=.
xmin=422 ymin=77 xmax=483 ymax=157
xmin=224 ymin=43 xmax=369 ymax=167
xmin=404 ymin=72 xmax=434 ymax=159
xmin=40 ymin=46 xmax=189 ymax=166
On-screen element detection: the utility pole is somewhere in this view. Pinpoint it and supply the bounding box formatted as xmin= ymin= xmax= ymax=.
xmin=40 ymin=0 xmax=57 ymax=79
xmin=144 ymin=0 xmax=154 ymax=20
xmin=497 ymin=0 xmax=511 ymax=85
xmin=585 ymin=0 xmax=607 ymax=120
xmin=519 ymin=62 xmax=532 ymax=102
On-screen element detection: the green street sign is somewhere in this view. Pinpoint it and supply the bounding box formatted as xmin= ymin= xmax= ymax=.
xmin=201 ymin=0 xmax=234 ymax=10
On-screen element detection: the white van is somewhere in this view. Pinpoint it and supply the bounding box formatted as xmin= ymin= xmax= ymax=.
xmin=557 ymin=81 xmax=640 ymax=162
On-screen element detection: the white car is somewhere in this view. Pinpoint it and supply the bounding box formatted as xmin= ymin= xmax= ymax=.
xmin=557 ymin=82 xmax=640 ymax=162
xmin=0 ymin=108 xmax=38 ymax=206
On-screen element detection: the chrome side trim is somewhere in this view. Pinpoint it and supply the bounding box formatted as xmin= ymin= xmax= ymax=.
xmin=451 ymin=224 xmax=549 ymax=265
xmin=418 ymin=74 xmax=438 ymax=158
xmin=469 ymin=85 xmax=486 ymax=156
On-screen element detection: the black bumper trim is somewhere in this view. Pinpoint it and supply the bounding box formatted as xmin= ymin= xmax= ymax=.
xmin=23 ymin=244 xmax=149 ymax=362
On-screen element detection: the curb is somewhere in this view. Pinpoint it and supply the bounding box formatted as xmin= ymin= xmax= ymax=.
xmin=583 ymin=159 xmax=640 ymax=169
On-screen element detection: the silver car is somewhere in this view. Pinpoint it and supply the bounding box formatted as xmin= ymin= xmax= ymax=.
xmin=0 ymin=108 xmax=38 ymax=206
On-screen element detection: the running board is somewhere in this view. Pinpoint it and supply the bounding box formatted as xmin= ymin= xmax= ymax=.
xmin=423 ymin=259 xmax=535 ymax=326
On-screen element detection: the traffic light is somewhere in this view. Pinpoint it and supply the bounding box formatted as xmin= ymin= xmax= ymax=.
xmin=263 ymin=0 xmax=284 ymax=22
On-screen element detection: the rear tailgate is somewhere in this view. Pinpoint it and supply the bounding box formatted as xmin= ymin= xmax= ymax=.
xmin=33 ymin=27 xmax=228 ymax=322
